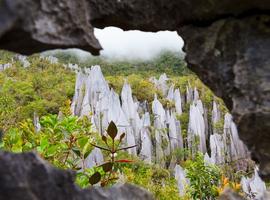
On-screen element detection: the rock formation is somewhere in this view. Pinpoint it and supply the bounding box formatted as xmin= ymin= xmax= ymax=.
xmin=0 ymin=151 xmax=154 ymax=200
xmin=174 ymin=165 xmax=188 ymax=197
xmin=1 ymin=1 xmax=269 ymax=176
xmin=84 ymin=2 xmax=270 ymax=181
xmin=70 ymin=66 xmax=255 ymax=197
xmin=0 ymin=0 xmax=269 ymax=198
xmin=241 ymin=167 xmax=267 ymax=199
xmin=0 ymin=0 xmax=101 ymax=54
xmin=179 ymin=15 xmax=270 ymax=179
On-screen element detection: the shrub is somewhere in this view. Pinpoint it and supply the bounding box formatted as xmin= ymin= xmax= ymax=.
xmin=1 ymin=114 xmax=95 ymax=169
xmin=0 ymin=56 xmax=75 ymax=130
xmin=184 ymin=153 xmax=221 ymax=199
xmin=123 ymin=162 xmax=181 ymax=200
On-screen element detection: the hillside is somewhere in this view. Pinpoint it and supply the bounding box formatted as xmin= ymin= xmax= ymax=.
xmin=0 ymin=50 xmax=265 ymax=199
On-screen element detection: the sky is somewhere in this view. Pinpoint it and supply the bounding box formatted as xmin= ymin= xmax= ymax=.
xmin=65 ymin=27 xmax=184 ymax=61
xmin=94 ymin=27 xmax=184 ymax=60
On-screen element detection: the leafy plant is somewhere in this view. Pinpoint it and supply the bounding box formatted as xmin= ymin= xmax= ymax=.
xmin=0 ymin=54 xmax=75 ymax=131
xmin=184 ymin=153 xmax=221 ymax=199
xmin=86 ymin=121 xmax=136 ymax=187
xmin=123 ymin=162 xmax=181 ymax=200
xmin=213 ymin=120 xmax=224 ymax=134
xmin=2 ymin=114 xmax=95 ymax=169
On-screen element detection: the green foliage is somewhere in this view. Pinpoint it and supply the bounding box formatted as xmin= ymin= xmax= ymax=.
xmin=0 ymin=55 xmax=75 ymax=131
xmin=123 ymin=162 xmax=181 ymax=200
xmin=0 ymin=50 xmax=14 ymax=64
xmin=177 ymin=113 xmax=189 ymax=134
xmin=0 ymin=50 xmax=193 ymax=132
xmin=107 ymin=74 xmax=164 ymax=103
xmin=184 ymin=153 xmax=221 ymax=199
xmin=52 ymin=50 xmax=189 ymax=77
xmin=48 ymin=50 xmax=80 ymax=64
xmin=2 ymin=114 xmax=94 ymax=169
xmin=0 ymin=50 xmax=234 ymax=199
xmin=213 ymin=120 xmax=224 ymax=134
xmin=160 ymin=98 xmax=175 ymax=109
xmin=173 ymin=148 xmax=191 ymax=164
xmin=172 ymin=75 xmax=195 ymax=94
xmin=128 ymin=74 xmax=160 ymax=102
xmin=106 ymin=76 xmax=125 ymax=93
xmin=88 ymin=121 xmax=136 ymax=187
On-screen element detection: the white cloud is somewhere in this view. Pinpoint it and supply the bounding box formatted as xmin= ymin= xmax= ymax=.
xmin=45 ymin=27 xmax=184 ymax=61
xmin=94 ymin=27 xmax=184 ymax=60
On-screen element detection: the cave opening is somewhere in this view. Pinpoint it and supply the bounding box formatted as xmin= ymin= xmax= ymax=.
xmin=0 ymin=24 xmax=266 ymax=199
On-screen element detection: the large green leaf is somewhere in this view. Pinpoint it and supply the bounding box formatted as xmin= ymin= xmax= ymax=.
xmin=46 ymin=145 xmax=58 ymax=157
xmin=40 ymin=137 xmax=49 ymax=151
xmin=78 ymin=136 xmax=88 ymax=149
xmin=72 ymin=147 xmax=81 ymax=157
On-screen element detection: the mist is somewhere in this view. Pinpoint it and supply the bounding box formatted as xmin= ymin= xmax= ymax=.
xmin=44 ymin=27 xmax=184 ymax=61
xmin=94 ymin=27 xmax=184 ymax=60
